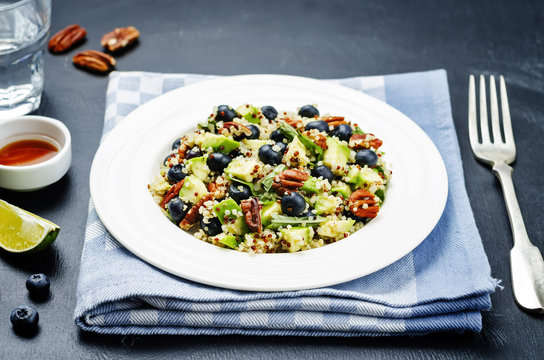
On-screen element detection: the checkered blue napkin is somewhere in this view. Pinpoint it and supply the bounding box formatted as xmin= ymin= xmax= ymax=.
xmin=74 ymin=70 xmax=498 ymax=336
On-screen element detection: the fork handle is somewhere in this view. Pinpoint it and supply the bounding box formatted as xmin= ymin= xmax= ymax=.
xmin=493 ymin=162 xmax=544 ymax=312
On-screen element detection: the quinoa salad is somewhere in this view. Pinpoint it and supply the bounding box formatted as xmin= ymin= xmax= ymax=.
xmin=148 ymin=104 xmax=391 ymax=253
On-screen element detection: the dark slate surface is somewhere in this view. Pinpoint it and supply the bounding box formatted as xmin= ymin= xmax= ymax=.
xmin=1 ymin=0 xmax=543 ymax=358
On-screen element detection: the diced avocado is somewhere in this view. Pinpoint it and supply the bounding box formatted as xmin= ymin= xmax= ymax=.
xmin=242 ymin=139 xmax=270 ymax=153
xmin=185 ymin=156 xmax=210 ymax=181
xmin=178 ymin=175 xmax=208 ymax=204
xmin=261 ymin=201 xmax=282 ymax=227
xmin=345 ymin=166 xmax=365 ymax=188
xmin=213 ymin=199 xmax=248 ymax=235
xmin=360 ymin=167 xmax=384 ymax=187
xmin=217 ymin=234 xmax=239 ymax=249
xmin=314 ymin=195 xmax=339 ymax=215
xmin=236 ymin=104 xmax=261 ymax=124
xmin=317 ymin=219 xmax=355 ymax=238
xmin=224 ymin=157 xmax=260 ymax=183
xmin=280 ymin=226 xmax=314 ymax=253
xmin=283 ymin=136 xmax=309 ymax=167
xmin=331 ymin=182 xmax=352 ymax=199
xmin=194 ymin=133 xmax=239 ymax=154
xmin=323 ymin=137 xmax=350 ymax=175
xmin=346 ymin=166 xmax=384 ymax=189
xmin=301 ymin=176 xmax=321 ymax=195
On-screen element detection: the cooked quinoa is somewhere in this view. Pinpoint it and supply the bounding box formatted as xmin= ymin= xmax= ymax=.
xmin=148 ymin=104 xmax=391 ymax=253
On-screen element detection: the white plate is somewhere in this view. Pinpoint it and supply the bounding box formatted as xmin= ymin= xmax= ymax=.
xmin=90 ymin=74 xmax=448 ymax=292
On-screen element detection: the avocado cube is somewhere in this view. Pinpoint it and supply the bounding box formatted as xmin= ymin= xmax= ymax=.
xmin=178 ymin=175 xmax=209 ymax=204
xmin=236 ymin=104 xmax=261 ymax=124
xmin=213 ymin=199 xmax=248 ymax=235
xmin=280 ymin=226 xmax=314 ymax=253
xmin=283 ymin=136 xmax=309 ymax=167
xmin=261 ymin=201 xmax=282 ymax=227
xmin=331 ymin=181 xmax=352 ymax=199
xmin=317 ymin=219 xmax=355 ymax=238
xmin=195 ymin=133 xmax=240 ymax=154
xmin=224 ymin=157 xmax=260 ymax=183
xmin=301 ymin=176 xmax=322 ymax=195
xmin=217 ymin=234 xmax=239 ymax=249
xmin=360 ymin=167 xmax=384 ymax=187
xmin=345 ymin=166 xmax=365 ymax=188
xmin=314 ymin=195 xmax=339 ymax=215
xmin=323 ymin=137 xmax=350 ymax=175
xmin=185 ymin=156 xmax=210 ymax=181
xmin=242 ymin=139 xmax=271 ymax=154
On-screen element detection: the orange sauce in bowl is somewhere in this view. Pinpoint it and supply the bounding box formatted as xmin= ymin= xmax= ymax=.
xmin=0 ymin=137 xmax=59 ymax=166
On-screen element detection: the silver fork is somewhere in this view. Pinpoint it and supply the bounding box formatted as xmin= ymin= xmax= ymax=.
xmin=469 ymin=74 xmax=544 ymax=313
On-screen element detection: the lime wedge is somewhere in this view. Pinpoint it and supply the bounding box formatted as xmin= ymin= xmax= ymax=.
xmin=0 ymin=199 xmax=60 ymax=253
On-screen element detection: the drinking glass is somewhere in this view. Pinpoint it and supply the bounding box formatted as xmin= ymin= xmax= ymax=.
xmin=0 ymin=0 xmax=51 ymax=119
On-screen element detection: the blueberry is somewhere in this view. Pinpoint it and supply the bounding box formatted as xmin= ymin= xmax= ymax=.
xmin=275 ymin=142 xmax=287 ymax=154
xmin=163 ymin=152 xmax=177 ymax=166
xmin=25 ymin=273 xmax=50 ymax=300
xmin=258 ymin=144 xmax=282 ymax=165
xmin=311 ymin=165 xmax=333 ymax=182
xmin=167 ymin=164 xmax=188 ymax=184
xmin=228 ymin=183 xmax=252 ymax=204
xmin=215 ymin=105 xmax=238 ymax=122
xmin=168 ymin=198 xmax=189 ymax=224
xmin=355 ymin=149 xmax=378 ymax=167
xmin=185 ymin=148 xmax=203 ymax=160
xmin=201 ymin=217 xmax=222 ymax=236
xmin=298 ymin=105 xmax=319 ymax=118
xmin=281 ymin=192 xmax=306 ymax=216
xmin=207 ymin=152 xmax=231 ymax=172
xmin=331 ymin=124 xmax=353 ymax=142
xmin=10 ymin=305 xmax=39 ymax=336
xmin=270 ymin=129 xmax=287 ymax=143
xmin=172 ymin=138 xmax=181 ymax=150
xmin=229 ymin=148 xmax=242 ymax=158
xmin=301 ymin=208 xmax=316 ymax=219
xmin=343 ymin=209 xmax=365 ymax=222
xmin=261 ymin=105 xmax=278 ymax=121
xmin=247 ymin=124 xmax=260 ymax=139
xmin=304 ymin=120 xmax=329 ymax=133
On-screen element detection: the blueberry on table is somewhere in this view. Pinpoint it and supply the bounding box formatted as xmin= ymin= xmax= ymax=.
xmin=331 ymin=124 xmax=353 ymax=142
xmin=270 ymin=129 xmax=287 ymax=143
xmin=355 ymin=149 xmax=378 ymax=167
xmin=247 ymin=124 xmax=260 ymax=139
xmin=168 ymin=197 xmax=189 ymax=224
xmin=281 ymin=192 xmax=306 ymax=216
xmin=228 ymin=183 xmax=252 ymax=204
xmin=215 ymin=105 xmax=238 ymax=122
xmin=207 ymin=152 xmax=232 ymax=172
xmin=171 ymin=138 xmax=181 ymax=150
xmin=10 ymin=305 xmax=39 ymax=336
xmin=185 ymin=148 xmax=203 ymax=160
xmin=275 ymin=141 xmax=287 ymax=154
xmin=258 ymin=144 xmax=282 ymax=165
xmin=304 ymin=120 xmax=330 ymax=133
xmin=298 ymin=105 xmax=320 ymax=118
xmin=261 ymin=105 xmax=278 ymax=121
xmin=201 ymin=217 xmax=222 ymax=236
xmin=25 ymin=273 xmax=50 ymax=300
xmin=311 ymin=165 xmax=333 ymax=182
xmin=167 ymin=164 xmax=188 ymax=184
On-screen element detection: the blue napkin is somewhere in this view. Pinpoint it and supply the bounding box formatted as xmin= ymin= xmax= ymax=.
xmin=74 ymin=70 xmax=498 ymax=336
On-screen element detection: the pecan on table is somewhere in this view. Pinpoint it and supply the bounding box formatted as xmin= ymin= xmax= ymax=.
xmin=348 ymin=133 xmax=383 ymax=150
xmin=72 ymin=50 xmax=116 ymax=74
xmin=241 ymin=197 xmax=262 ymax=233
xmin=101 ymin=26 xmax=140 ymax=52
xmin=179 ymin=194 xmax=214 ymax=230
xmin=321 ymin=116 xmax=348 ymax=127
xmin=48 ymin=24 xmax=86 ymax=53
xmin=348 ymin=189 xmax=380 ymax=218
xmin=272 ymin=169 xmax=309 ymax=195
xmin=159 ymin=179 xmax=185 ymax=208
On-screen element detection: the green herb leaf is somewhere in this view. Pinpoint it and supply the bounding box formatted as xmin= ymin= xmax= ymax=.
xmin=266 ymin=214 xmax=326 ymax=229
xmin=261 ymin=164 xmax=286 ymax=192
xmin=298 ymin=134 xmax=324 ymax=161
xmin=353 ymin=126 xmax=364 ymax=135
xmin=375 ymin=189 xmax=385 ymax=201
xmin=227 ymin=174 xmax=259 ymax=196
xmin=278 ymin=122 xmax=298 ymax=141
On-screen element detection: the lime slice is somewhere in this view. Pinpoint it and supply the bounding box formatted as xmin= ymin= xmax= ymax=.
xmin=0 ymin=199 xmax=60 ymax=253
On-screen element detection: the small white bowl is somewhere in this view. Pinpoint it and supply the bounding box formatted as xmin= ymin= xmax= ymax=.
xmin=0 ymin=116 xmax=72 ymax=191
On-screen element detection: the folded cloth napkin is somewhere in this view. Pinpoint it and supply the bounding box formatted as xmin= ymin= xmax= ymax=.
xmin=75 ymin=70 xmax=498 ymax=336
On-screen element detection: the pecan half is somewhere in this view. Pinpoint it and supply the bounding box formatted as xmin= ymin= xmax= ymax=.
xmin=241 ymin=197 xmax=262 ymax=233
xmin=207 ymin=179 xmax=227 ymax=199
xmin=159 ymin=179 xmax=185 ymax=208
xmin=72 ymin=50 xmax=116 ymax=73
xmin=283 ymin=117 xmax=303 ymax=128
xmin=219 ymin=122 xmax=252 ymax=137
xmin=348 ymin=189 xmax=380 ymax=218
xmin=272 ymin=169 xmax=309 ymax=195
xmin=180 ymin=194 xmax=214 ymax=230
xmin=48 ymin=24 xmax=86 ymax=53
xmin=101 ymin=26 xmax=140 ymax=52
xmin=321 ymin=116 xmax=348 ymax=127
xmin=301 ymin=130 xmax=328 ymax=150
xmin=349 ymin=133 xmax=383 ymax=150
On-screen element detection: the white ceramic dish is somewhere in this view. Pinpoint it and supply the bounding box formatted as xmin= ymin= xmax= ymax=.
xmin=90 ymin=75 xmax=448 ymax=292
xmin=0 ymin=115 xmax=71 ymax=191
